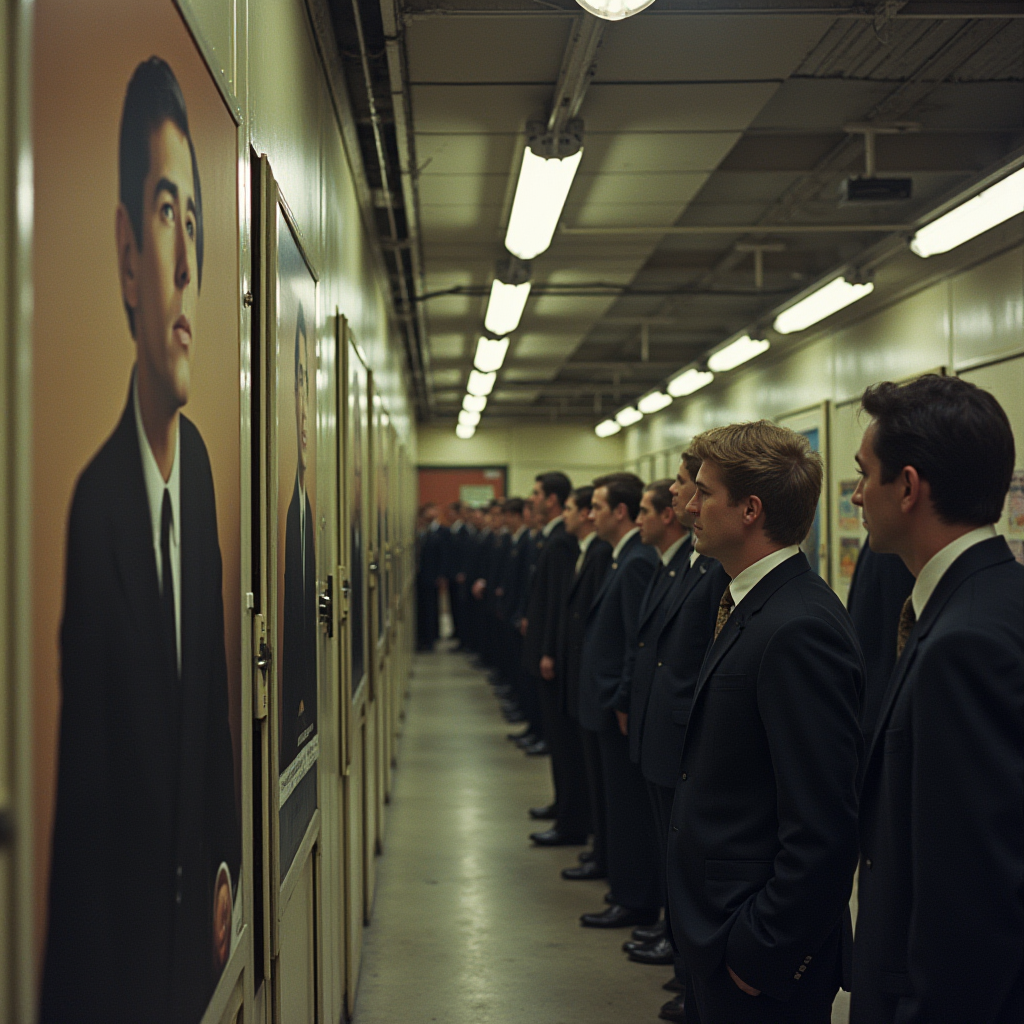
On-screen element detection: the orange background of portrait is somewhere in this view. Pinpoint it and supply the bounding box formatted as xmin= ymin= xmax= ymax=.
xmin=32 ymin=0 xmax=241 ymax=973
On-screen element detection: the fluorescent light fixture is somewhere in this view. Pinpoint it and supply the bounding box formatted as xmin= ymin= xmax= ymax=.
xmin=911 ymin=166 xmax=1024 ymax=257
xmin=474 ymin=336 xmax=510 ymax=374
xmin=667 ymin=368 xmax=714 ymax=397
xmin=574 ymin=0 xmax=657 ymax=20
xmin=707 ymin=335 xmax=772 ymax=371
xmin=637 ymin=391 xmax=673 ymax=415
xmin=455 ymin=423 xmax=476 ymax=440
xmin=484 ymin=279 xmax=531 ymax=335
xmin=462 ymin=393 xmax=487 ymax=413
xmin=615 ymin=406 xmax=643 ymax=428
xmin=505 ymin=148 xmax=584 ymax=260
xmin=595 ymin=419 xmax=622 ymax=438
xmin=466 ymin=370 xmax=497 ymax=397
xmin=774 ymin=277 xmax=874 ymax=335
xmin=458 ymin=409 xmax=481 ymax=427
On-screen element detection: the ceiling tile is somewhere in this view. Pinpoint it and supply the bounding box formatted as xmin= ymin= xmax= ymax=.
xmin=416 ymin=133 xmax=519 ymax=176
xmin=570 ymin=170 xmax=709 ymax=208
xmin=410 ymin=84 xmax=550 ymax=134
xmin=418 ymin=173 xmax=511 ymax=207
xmin=581 ymin=132 xmax=742 ymax=174
xmin=428 ymin=333 xmax=470 ymax=359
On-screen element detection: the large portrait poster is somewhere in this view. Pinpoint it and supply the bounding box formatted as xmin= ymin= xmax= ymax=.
xmin=32 ymin=2 xmax=243 ymax=1020
xmin=348 ymin=342 xmax=368 ymax=697
xmin=276 ymin=213 xmax=319 ymax=880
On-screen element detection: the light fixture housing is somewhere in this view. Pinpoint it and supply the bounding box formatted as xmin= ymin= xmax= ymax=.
xmin=455 ymin=423 xmax=476 ymax=440
xmin=774 ymin=277 xmax=874 ymax=335
xmin=505 ymin=122 xmax=584 ymax=261
xmin=667 ymin=368 xmax=714 ymax=397
xmin=466 ymin=370 xmax=497 ymax=397
xmin=707 ymin=335 xmax=772 ymax=372
xmin=574 ymin=0 xmax=657 ymax=20
xmin=911 ymin=166 xmax=1024 ymax=258
xmin=474 ymin=335 xmax=510 ymax=374
xmin=615 ymin=406 xmax=643 ymax=427
xmin=637 ymin=390 xmax=673 ymax=415
xmin=595 ymin=419 xmax=622 ymax=438
xmin=462 ymin=393 xmax=487 ymax=413
xmin=484 ymin=280 xmax=531 ymax=336
xmin=458 ymin=409 xmax=481 ymax=427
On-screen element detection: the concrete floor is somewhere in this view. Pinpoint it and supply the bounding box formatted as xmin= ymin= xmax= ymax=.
xmin=354 ymin=646 xmax=851 ymax=1024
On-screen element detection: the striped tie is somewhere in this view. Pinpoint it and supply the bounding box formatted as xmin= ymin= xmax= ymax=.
xmin=713 ymin=587 xmax=734 ymax=642
xmin=896 ymin=595 xmax=916 ymax=659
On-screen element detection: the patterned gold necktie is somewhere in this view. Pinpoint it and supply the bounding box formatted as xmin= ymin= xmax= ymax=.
xmin=896 ymin=595 xmax=916 ymax=659
xmin=713 ymin=587 xmax=735 ymax=642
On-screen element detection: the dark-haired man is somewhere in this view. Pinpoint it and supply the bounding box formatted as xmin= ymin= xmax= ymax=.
xmin=43 ymin=57 xmax=239 ymax=1024
xmin=850 ymin=375 xmax=1024 ymax=1024
xmin=578 ymin=473 xmax=660 ymax=928
xmin=416 ymin=502 xmax=443 ymax=651
xmin=669 ymin=421 xmax=863 ymax=1024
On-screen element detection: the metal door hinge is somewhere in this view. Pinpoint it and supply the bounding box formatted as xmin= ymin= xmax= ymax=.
xmin=319 ymin=575 xmax=334 ymax=637
xmin=253 ymin=612 xmax=269 ymax=719
xmin=338 ymin=565 xmax=350 ymax=621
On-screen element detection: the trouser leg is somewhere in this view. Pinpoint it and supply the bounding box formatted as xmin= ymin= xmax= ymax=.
xmin=580 ymin=726 xmax=606 ymax=872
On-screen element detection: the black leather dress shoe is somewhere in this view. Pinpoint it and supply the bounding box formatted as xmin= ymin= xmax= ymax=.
xmin=663 ymin=976 xmax=685 ymax=993
xmin=630 ymin=919 xmax=665 ymax=943
xmin=561 ymin=861 xmax=607 ymax=880
xmin=507 ymin=728 xmax=531 ymax=741
xmin=578 ymin=848 xmax=595 ymax=863
xmin=514 ymin=733 xmax=537 ymax=748
xmin=524 ymin=740 xmax=549 ymax=756
xmin=627 ymin=936 xmax=675 ymax=965
xmin=580 ymin=904 xmax=659 ymax=929
xmin=530 ymin=828 xmax=587 ymax=847
xmin=528 ymin=804 xmax=556 ymax=820
xmin=659 ymin=994 xmax=687 ymax=1023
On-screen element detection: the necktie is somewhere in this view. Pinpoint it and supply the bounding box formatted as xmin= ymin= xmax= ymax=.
xmin=896 ymin=595 xmax=916 ymax=659
xmin=161 ymin=489 xmax=178 ymax=679
xmin=713 ymin=587 xmax=734 ymax=642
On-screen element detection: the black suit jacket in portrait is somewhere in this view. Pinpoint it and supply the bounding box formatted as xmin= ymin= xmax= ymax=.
xmin=851 ymin=537 xmax=1024 ymax=1024
xmin=667 ymin=552 xmax=863 ymax=1002
xmin=522 ymin=520 xmax=578 ymax=677
xmin=42 ymin=386 xmax=241 ymax=1024
xmin=629 ymin=553 xmax=729 ymax=788
xmin=577 ymin=532 xmax=658 ymax=732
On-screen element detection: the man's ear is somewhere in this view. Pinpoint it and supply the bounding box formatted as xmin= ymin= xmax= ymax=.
xmin=743 ymin=494 xmax=763 ymax=526
xmin=115 ymin=204 xmax=139 ymax=329
xmin=900 ymin=466 xmax=923 ymax=513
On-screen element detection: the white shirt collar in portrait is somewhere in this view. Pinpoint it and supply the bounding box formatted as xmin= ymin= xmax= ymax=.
xmin=660 ymin=533 xmax=688 ymax=568
xmin=729 ymin=544 xmax=801 ymax=608
xmin=911 ymin=524 xmax=996 ymax=618
xmin=612 ymin=527 xmax=640 ymax=562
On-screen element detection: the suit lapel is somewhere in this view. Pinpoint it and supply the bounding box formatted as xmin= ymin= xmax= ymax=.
xmin=638 ymin=537 xmax=692 ymax=632
xmin=659 ymin=554 xmax=709 ymax=634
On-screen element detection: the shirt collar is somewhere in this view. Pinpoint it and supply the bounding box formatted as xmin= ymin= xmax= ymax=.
xmin=542 ymin=514 xmax=563 ymax=537
xmin=911 ymin=524 xmax=997 ymax=618
xmin=578 ymin=531 xmax=596 ymax=556
xmin=513 ymin=524 xmax=527 ymax=541
xmin=660 ymin=533 xmax=688 ymax=568
xmin=729 ymin=545 xmax=801 ymax=608
xmin=612 ymin=527 xmax=640 ymax=562
xmin=689 ymin=547 xmax=701 ymax=568
xmin=133 ymin=368 xmax=181 ymax=551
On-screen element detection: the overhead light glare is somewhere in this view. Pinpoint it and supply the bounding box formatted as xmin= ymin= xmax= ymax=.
xmin=911 ymin=166 xmax=1024 ymax=257
xmin=615 ymin=406 xmax=643 ymax=428
xmin=773 ymin=278 xmax=874 ymax=335
xmin=466 ymin=370 xmax=497 ymax=397
xmin=637 ymin=391 xmax=673 ymax=415
xmin=484 ymin=280 xmax=531 ymax=336
xmin=463 ymin=394 xmax=487 ymax=413
xmin=474 ymin=336 xmax=510 ymax=374
xmin=455 ymin=423 xmax=476 ymax=440
xmin=458 ymin=409 xmax=481 ymax=427
xmin=595 ymin=419 xmax=622 ymax=438
xmin=574 ymin=0 xmax=656 ymax=20
xmin=505 ymin=148 xmax=583 ymax=260
xmin=667 ymin=368 xmax=714 ymax=397
xmin=707 ymin=335 xmax=772 ymax=371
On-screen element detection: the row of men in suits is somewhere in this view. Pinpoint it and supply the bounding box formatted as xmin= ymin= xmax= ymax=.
xmin=458 ymin=373 xmax=1023 ymax=1024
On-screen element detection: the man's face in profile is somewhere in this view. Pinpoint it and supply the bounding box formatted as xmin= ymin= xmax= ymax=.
xmin=296 ymin=327 xmax=309 ymax=479
xmin=122 ymin=119 xmax=198 ymax=414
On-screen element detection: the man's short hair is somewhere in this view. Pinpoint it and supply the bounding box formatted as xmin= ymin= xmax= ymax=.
xmin=503 ymin=498 xmax=525 ymax=516
xmin=680 ymin=450 xmax=702 ymax=483
xmin=571 ymin=485 xmax=595 ymax=512
xmin=535 ymin=471 xmax=572 ymax=507
xmin=644 ymin=479 xmax=674 ymax=515
xmin=688 ymin=421 xmax=822 ymax=547
xmin=593 ymin=472 xmax=645 ymax=521
xmin=294 ymin=303 xmax=308 ymax=392
xmin=119 ymin=57 xmax=203 ymax=336
xmin=861 ymin=374 xmax=1014 ymax=526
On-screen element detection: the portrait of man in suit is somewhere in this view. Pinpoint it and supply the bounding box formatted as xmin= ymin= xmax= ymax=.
xmin=41 ymin=57 xmax=240 ymax=1024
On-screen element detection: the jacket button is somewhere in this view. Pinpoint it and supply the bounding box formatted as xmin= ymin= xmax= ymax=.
xmin=865 ymin=858 xmax=872 ymax=869
xmin=638 ymin=641 xmax=645 ymax=647
xmin=680 ymin=773 xmax=687 ymax=781
xmin=657 ymin=661 xmax=663 ymax=667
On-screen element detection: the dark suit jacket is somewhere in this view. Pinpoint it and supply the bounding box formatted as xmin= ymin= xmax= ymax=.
xmin=498 ymin=528 xmax=531 ymax=622
xmin=281 ymin=477 xmax=317 ymax=769
xmin=852 ymin=537 xmax=1024 ymax=1024
xmin=629 ymin=553 xmax=729 ymax=788
xmin=667 ymin=552 xmax=863 ymax=1001
xmin=578 ymin=532 xmax=658 ymax=732
xmin=522 ymin=520 xmax=578 ymax=676
xmin=558 ymin=536 xmax=612 ymax=719
xmin=43 ymin=389 xmax=240 ymax=1024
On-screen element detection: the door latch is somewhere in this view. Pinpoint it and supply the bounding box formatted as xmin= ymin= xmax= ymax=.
xmin=319 ymin=575 xmax=334 ymax=637
xmin=253 ymin=612 xmax=269 ymax=719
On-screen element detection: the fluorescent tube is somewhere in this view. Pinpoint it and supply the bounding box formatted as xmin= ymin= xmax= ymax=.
xmin=707 ymin=335 xmax=772 ymax=371
xmin=615 ymin=406 xmax=643 ymax=427
xmin=463 ymin=394 xmax=487 ymax=413
xmin=456 ymin=423 xmax=476 ymax=440
xmin=458 ymin=409 xmax=481 ymax=427
xmin=467 ymin=370 xmax=497 ymax=397
xmin=505 ymin=148 xmax=584 ymax=261
xmin=667 ymin=368 xmax=714 ymax=397
xmin=773 ymin=278 xmax=874 ymax=335
xmin=474 ymin=336 xmax=510 ymax=374
xmin=574 ymin=0 xmax=657 ymax=20
xmin=637 ymin=391 xmax=673 ymax=415
xmin=911 ymin=166 xmax=1024 ymax=258
xmin=595 ymin=419 xmax=622 ymax=438
xmin=484 ymin=280 xmax=531 ymax=336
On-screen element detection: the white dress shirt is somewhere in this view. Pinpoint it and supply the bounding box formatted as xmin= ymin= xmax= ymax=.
xmin=911 ymin=524 xmax=997 ymax=618
xmin=729 ymin=544 xmax=802 ymax=609
xmin=612 ymin=527 xmax=640 ymax=562
xmin=660 ymin=533 xmax=689 ymax=568
xmin=574 ymin=530 xmax=597 ymax=574
xmin=133 ymin=371 xmax=182 ymax=673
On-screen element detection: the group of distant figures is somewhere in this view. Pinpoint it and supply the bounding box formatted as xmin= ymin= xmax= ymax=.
xmin=415 ymin=374 xmax=1023 ymax=1024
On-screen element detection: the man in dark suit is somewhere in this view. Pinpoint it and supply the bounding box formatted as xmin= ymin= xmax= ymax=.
xmin=668 ymin=421 xmax=863 ymax=1024
xmin=416 ymin=503 xmax=443 ymax=651
xmin=850 ymin=375 xmax=1024 ymax=1024
xmin=557 ymin=486 xmax=612 ymax=879
xmin=42 ymin=58 xmax=240 ymax=1024
xmin=578 ymin=473 xmax=660 ymax=928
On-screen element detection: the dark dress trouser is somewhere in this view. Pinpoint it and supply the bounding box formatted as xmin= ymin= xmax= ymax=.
xmin=580 ymin=726 xmax=606 ymax=872
xmin=537 ymin=675 xmax=590 ymax=837
xmin=649 ymin=781 xmax=688 ymax=988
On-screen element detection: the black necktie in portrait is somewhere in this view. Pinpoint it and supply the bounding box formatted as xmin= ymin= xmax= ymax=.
xmin=161 ymin=489 xmax=178 ymax=680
